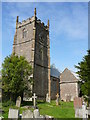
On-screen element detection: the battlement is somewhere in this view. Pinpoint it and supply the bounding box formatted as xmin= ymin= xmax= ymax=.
xmin=16 ymin=8 xmax=49 ymax=31
xmin=17 ymin=17 xmax=48 ymax=30
xmin=17 ymin=16 xmax=35 ymax=28
xmin=37 ymin=19 xmax=48 ymax=30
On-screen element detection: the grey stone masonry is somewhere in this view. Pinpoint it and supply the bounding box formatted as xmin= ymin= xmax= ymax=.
xmin=60 ymin=68 xmax=79 ymax=101
xmin=13 ymin=8 xmax=50 ymax=99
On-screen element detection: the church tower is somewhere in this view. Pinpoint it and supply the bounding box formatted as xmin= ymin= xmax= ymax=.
xmin=13 ymin=8 xmax=51 ymax=99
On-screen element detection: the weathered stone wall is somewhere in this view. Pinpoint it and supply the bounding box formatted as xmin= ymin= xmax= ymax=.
xmin=60 ymin=83 xmax=78 ymax=101
xmin=13 ymin=14 xmax=50 ymax=99
xmin=60 ymin=68 xmax=79 ymax=101
xmin=14 ymin=19 xmax=35 ymax=65
xmin=50 ymin=76 xmax=60 ymax=99
xmin=33 ymin=22 xmax=48 ymax=98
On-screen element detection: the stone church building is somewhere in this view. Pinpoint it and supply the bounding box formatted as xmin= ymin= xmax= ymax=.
xmin=50 ymin=65 xmax=60 ymax=99
xmin=60 ymin=68 xmax=79 ymax=101
xmin=13 ymin=8 xmax=60 ymax=100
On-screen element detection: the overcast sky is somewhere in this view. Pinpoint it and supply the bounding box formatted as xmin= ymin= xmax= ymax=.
xmin=1 ymin=2 xmax=88 ymax=72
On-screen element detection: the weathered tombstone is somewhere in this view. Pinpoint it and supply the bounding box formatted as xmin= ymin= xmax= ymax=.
xmin=74 ymin=97 xmax=83 ymax=118
xmin=16 ymin=96 xmax=21 ymax=107
xmin=22 ymin=110 xmax=33 ymax=118
xmin=74 ymin=97 xmax=82 ymax=109
xmin=8 ymin=108 xmax=19 ymax=118
xmin=46 ymin=93 xmax=50 ymax=103
xmin=56 ymin=93 xmax=59 ymax=106
xmin=32 ymin=93 xmax=37 ymax=107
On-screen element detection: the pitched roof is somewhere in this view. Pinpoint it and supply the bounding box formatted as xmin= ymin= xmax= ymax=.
xmin=70 ymin=71 xmax=80 ymax=80
xmin=50 ymin=66 xmax=60 ymax=78
xmin=60 ymin=68 xmax=80 ymax=83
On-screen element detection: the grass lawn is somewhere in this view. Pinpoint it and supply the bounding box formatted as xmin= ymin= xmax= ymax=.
xmin=1 ymin=100 xmax=75 ymax=118
xmin=37 ymin=100 xmax=75 ymax=118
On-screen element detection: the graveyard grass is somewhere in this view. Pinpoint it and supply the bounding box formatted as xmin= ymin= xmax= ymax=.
xmin=2 ymin=100 xmax=75 ymax=118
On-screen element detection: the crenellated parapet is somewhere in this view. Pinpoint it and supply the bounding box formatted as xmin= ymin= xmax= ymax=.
xmin=17 ymin=16 xmax=35 ymax=28
xmin=37 ymin=19 xmax=48 ymax=30
xmin=17 ymin=17 xmax=48 ymax=31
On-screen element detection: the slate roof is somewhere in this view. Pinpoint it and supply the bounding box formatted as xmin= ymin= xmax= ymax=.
xmin=70 ymin=71 xmax=80 ymax=80
xmin=50 ymin=66 xmax=60 ymax=78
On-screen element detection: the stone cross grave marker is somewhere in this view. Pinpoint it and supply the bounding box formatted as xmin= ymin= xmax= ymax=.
xmin=32 ymin=93 xmax=37 ymax=107
xmin=16 ymin=96 xmax=21 ymax=107
xmin=8 ymin=108 xmax=19 ymax=118
xmin=74 ymin=97 xmax=82 ymax=109
xmin=56 ymin=93 xmax=59 ymax=106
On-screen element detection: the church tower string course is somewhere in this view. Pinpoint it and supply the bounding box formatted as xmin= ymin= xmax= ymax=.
xmin=12 ymin=8 xmax=51 ymax=99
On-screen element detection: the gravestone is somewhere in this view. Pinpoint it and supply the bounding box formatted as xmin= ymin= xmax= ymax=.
xmin=56 ymin=93 xmax=59 ymax=106
xmin=16 ymin=96 xmax=21 ymax=107
xmin=22 ymin=110 xmax=33 ymax=118
xmin=32 ymin=93 xmax=37 ymax=107
xmin=33 ymin=109 xmax=40 ymax=118
xmin=46 ymin=93 xmax=50 ymax=103
xmin=74 ymin=97 xmax=82 ymax=109
xmin=8 ymin=108 xmax=19 ymax=118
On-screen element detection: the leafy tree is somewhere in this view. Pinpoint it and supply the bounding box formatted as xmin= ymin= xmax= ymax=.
xmin=75 ymin=50 xmax=90 ymax=100
xmin=2 ymin=54 xmax=33 ymax=101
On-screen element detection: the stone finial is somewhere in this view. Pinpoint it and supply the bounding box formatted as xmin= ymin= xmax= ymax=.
xmin=47 ymin=19 xmax=49 ymax=29
xmin=16 ymin=16 xmax=19 ymax=23
xmin=16 ymin=16 xmax=19 ymax=29
xmin=34 ymin=8 xmax=36 ymax=16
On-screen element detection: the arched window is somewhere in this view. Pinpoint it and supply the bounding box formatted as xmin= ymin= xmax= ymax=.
xmin=22 ymin=28 xmax=27 ymax=38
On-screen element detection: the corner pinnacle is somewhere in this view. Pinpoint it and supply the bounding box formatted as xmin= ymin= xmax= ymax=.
xmin=47 ymin=19 xmax=49 ymax=29
xmin=34 ymin=8 xmax=36 ymax=16
xmin=16 ymin=16 xmax=19 ymax=29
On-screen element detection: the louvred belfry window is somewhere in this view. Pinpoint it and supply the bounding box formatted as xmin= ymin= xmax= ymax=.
xmin=22 ymin=28 xmax=27 ymax=38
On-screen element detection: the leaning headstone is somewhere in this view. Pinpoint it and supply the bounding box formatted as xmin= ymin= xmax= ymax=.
xmin=22 ymin=110 xmax=33 ymax=118
xmin=74 ymin=97 xmax=82 ymax=109
xmin=56 ymin=93 xmax=59 ymax=106
xmin=32 ymin=93 xmax=37 ymax=108
xmin=16 ymin=96 xmax=21 ymax=107
xmin=8 ymin=108 xmax=19 ymax=118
